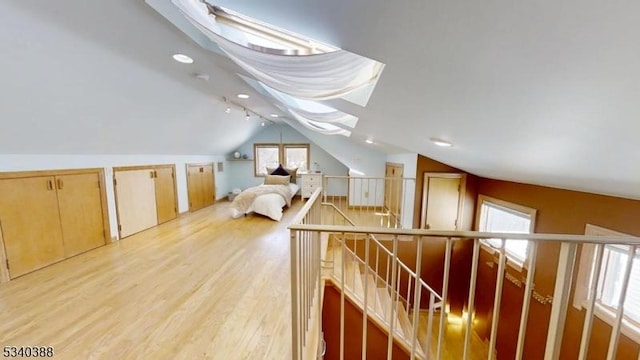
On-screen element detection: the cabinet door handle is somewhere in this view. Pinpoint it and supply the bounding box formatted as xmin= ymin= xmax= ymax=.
xmin=47 ymin=179 xmax=53 ymax=191
xmin=57 ymin=179 xmax=64 ymax=190
xmin=150 ymin=171 xmax=155 ymax=178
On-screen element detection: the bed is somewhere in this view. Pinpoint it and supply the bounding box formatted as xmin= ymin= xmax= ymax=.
xmin=230 ymin=181 xmax=299 ymax=221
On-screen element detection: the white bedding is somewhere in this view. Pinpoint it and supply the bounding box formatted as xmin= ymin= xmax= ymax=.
xmin=231 ymin=183 xmax=299 ymax=221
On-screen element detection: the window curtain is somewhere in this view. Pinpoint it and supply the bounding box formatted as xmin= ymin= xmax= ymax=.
xmin=172 ymin=0 xmax=385 ymax=106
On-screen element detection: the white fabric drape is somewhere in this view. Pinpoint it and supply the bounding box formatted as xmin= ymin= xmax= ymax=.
xmin=252 ymin=78 xmax=358 ymax=127
xmin=289 ymin=110 xmax=352 ymax=137
xmin=172 ymin=0 xmax=384 ymax=106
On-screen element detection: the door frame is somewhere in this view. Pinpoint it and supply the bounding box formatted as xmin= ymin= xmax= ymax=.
xmin=420 ymin=172 xmax=466 ymax=230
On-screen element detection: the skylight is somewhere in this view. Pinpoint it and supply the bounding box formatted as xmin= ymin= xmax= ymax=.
xmin=171 ymin=0 xmax=385 ymax=107
xmin=239 ymin=74 xmax=359 ymax=129
xmin=205 ymin=4 xmax=337 ymax=55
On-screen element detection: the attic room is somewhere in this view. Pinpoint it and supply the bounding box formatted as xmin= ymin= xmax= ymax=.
xmin=1 ymin=0 xmax=640 ymax=359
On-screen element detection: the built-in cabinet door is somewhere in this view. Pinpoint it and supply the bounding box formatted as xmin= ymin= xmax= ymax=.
xmin=421 ymin=174 xmax=464 ymax=230
xmin=155 ymin=167 xmax=177 ymax=224
xmin=115 ymin=169 xmax=158 ymax=238
xmin=0 ymin=177 xmax=65 ymax=278
xmin=201 ymin=165 xmax=215 ymax=207
xmin=56 ymin=173 xmax=106 ymax=257
xmin=187 ymin=165 xmax=204 ymax=211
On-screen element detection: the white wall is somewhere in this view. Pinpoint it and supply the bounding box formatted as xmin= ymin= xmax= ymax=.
xmin=386 ymin=153 xmax=418 ymax=229
xmin=0 ymin=154 xmax=230 ymax=239
xmin=226 ymin=124 xmax=350 ymax=195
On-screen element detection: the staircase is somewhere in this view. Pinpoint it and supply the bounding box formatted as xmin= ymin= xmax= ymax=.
xmin=322 ymin=234 xmax=432 ymax=359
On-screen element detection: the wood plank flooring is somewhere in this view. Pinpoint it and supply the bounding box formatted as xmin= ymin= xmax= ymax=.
xmin=0 ymin=200 xmax=301 ymax=359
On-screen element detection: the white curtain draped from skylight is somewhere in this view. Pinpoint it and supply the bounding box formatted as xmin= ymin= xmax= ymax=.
xmin=240 ymin=75 xmax=359 ymax=128
xmin=172 ymin=0 xmax=385 ymax=107
xmin=290 ymin=112 xmax=352 ymax=137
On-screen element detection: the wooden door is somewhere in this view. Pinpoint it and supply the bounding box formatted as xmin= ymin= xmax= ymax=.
xmin=187 ymin=165 xmax=204 ymax=212
xmin=384 ymin=163 xmax=404 ymax=216
xmin=115 ymin=169 xmax=158 ymax=238
xmin=56 ymin=173 xmax=106 ymax=257
xmin=421 ymin=174 xmax=463 ymax=230
xmin=201 ymin=164 xmax=215 ymax=207
xmin=154 ymin=167 xmax=177 ymax=224
xmin=0 ymin=177 xmax=65 ymax=278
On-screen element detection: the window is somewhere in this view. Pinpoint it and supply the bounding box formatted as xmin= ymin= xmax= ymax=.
xmin=283 ymin=144 xmax=309 ymax=170
xmin=574 ymin=225 xmax=640 ymax=342
xmin=254 ymin=143 xmax=310 ymax=176
xmin=205 ymin=4 xmax=337 ymax=55
xmin=598 ymin=245 xmax=640 ymax=323
xmin=476 ymin=195 xmax=537 ymax=267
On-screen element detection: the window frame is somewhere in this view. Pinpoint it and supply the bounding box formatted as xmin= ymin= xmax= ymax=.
xmin=253 ymin=143 xmax=310 ymax=177
xmin=475 ymin=195 xmax=537 ymax=271
xmin=574 ymin=224 xmax=640 ymax=343
xmin=253 ymin=143 xmax=281 ymax=177
xmin=283 ymin=144 xmax=310 ymax=171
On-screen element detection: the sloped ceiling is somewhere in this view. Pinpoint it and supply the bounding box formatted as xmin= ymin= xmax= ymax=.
xmin=1 ymin=0 xmax=639 ymax=200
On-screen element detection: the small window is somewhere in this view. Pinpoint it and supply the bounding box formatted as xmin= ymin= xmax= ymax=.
xmin=476 ymin=195 xmax=536 ymax=267
xmin=574 ymin=225 xmax=640 ymax=342
xmin=283 ymin=144 xmax=309 ymax=170
xmin=254 ymin=143 xmax=310 ymax=176
xmin=254 ymin=144 xmax=280 ymax=176
xmin=598 ymin=245 xmax=640 ymax=323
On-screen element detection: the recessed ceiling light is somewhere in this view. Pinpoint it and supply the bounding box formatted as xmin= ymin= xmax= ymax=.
xmin=237 ymin=93 xmax=250 ymax=99
xmin=365 ymin=139 xmax=374 ymax=144
xmin=172 ymin=53 xmax=194 ymax=64
xmin=430 ymin=138 xmax=453 ymax=147
xmin=270 ymin=114 xmax=279 ymax=118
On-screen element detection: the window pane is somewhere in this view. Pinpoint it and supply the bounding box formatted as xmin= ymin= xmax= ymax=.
xmin=284 ymin=147 xmax=308 ymax=170
xmin=598 ymin=246 xmax=640 ymax=324
xmin=480 ymin=202 xmax=532 ymax=264
xmin=255 ymin=146 xmax=280 ymax=175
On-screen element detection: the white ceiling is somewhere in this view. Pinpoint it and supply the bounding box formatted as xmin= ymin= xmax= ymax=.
xmin=1 ymin=0 xmax=639 ymax=200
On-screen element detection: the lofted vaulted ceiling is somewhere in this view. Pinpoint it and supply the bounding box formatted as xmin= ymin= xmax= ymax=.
xmin=1 ymin=0 xmax=639 ymax=200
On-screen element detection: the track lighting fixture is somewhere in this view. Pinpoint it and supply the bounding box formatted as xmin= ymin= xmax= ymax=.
xmin=223 ymin=97 xmax=231 ymax=114
xmin=223 ymin=97 xmax=275 ymax=126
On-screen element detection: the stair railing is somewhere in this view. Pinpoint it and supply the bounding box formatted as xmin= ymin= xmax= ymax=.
xmin=291 ymin=190 xmax=640 ymax=360
xmin=320 ymin=202 xmax=442 ymax=359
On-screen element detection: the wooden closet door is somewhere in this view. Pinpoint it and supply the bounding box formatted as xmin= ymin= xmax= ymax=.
xmin=115 ymin=169 xmax=158 ymax=238
xmin=0 ymin=177 xmax=65 ymax=278
xmin=421 ymin=174 xmax=463 ymax=230
xmin=384 ymin=163 xmax=403 ymax=216
xmin=201 ymin=165 xmax=215 ymax=207
xmin=56 ymin=173 xmax=106 ymax=257
xmin=154 ymin=167 xmax=177 ymax=224
xmin=187 ymin=165 xmax=204 ymax=212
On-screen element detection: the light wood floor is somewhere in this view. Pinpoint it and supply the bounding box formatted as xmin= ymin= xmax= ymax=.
xmin=0 ymin=200 xmax=301 ymax=359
